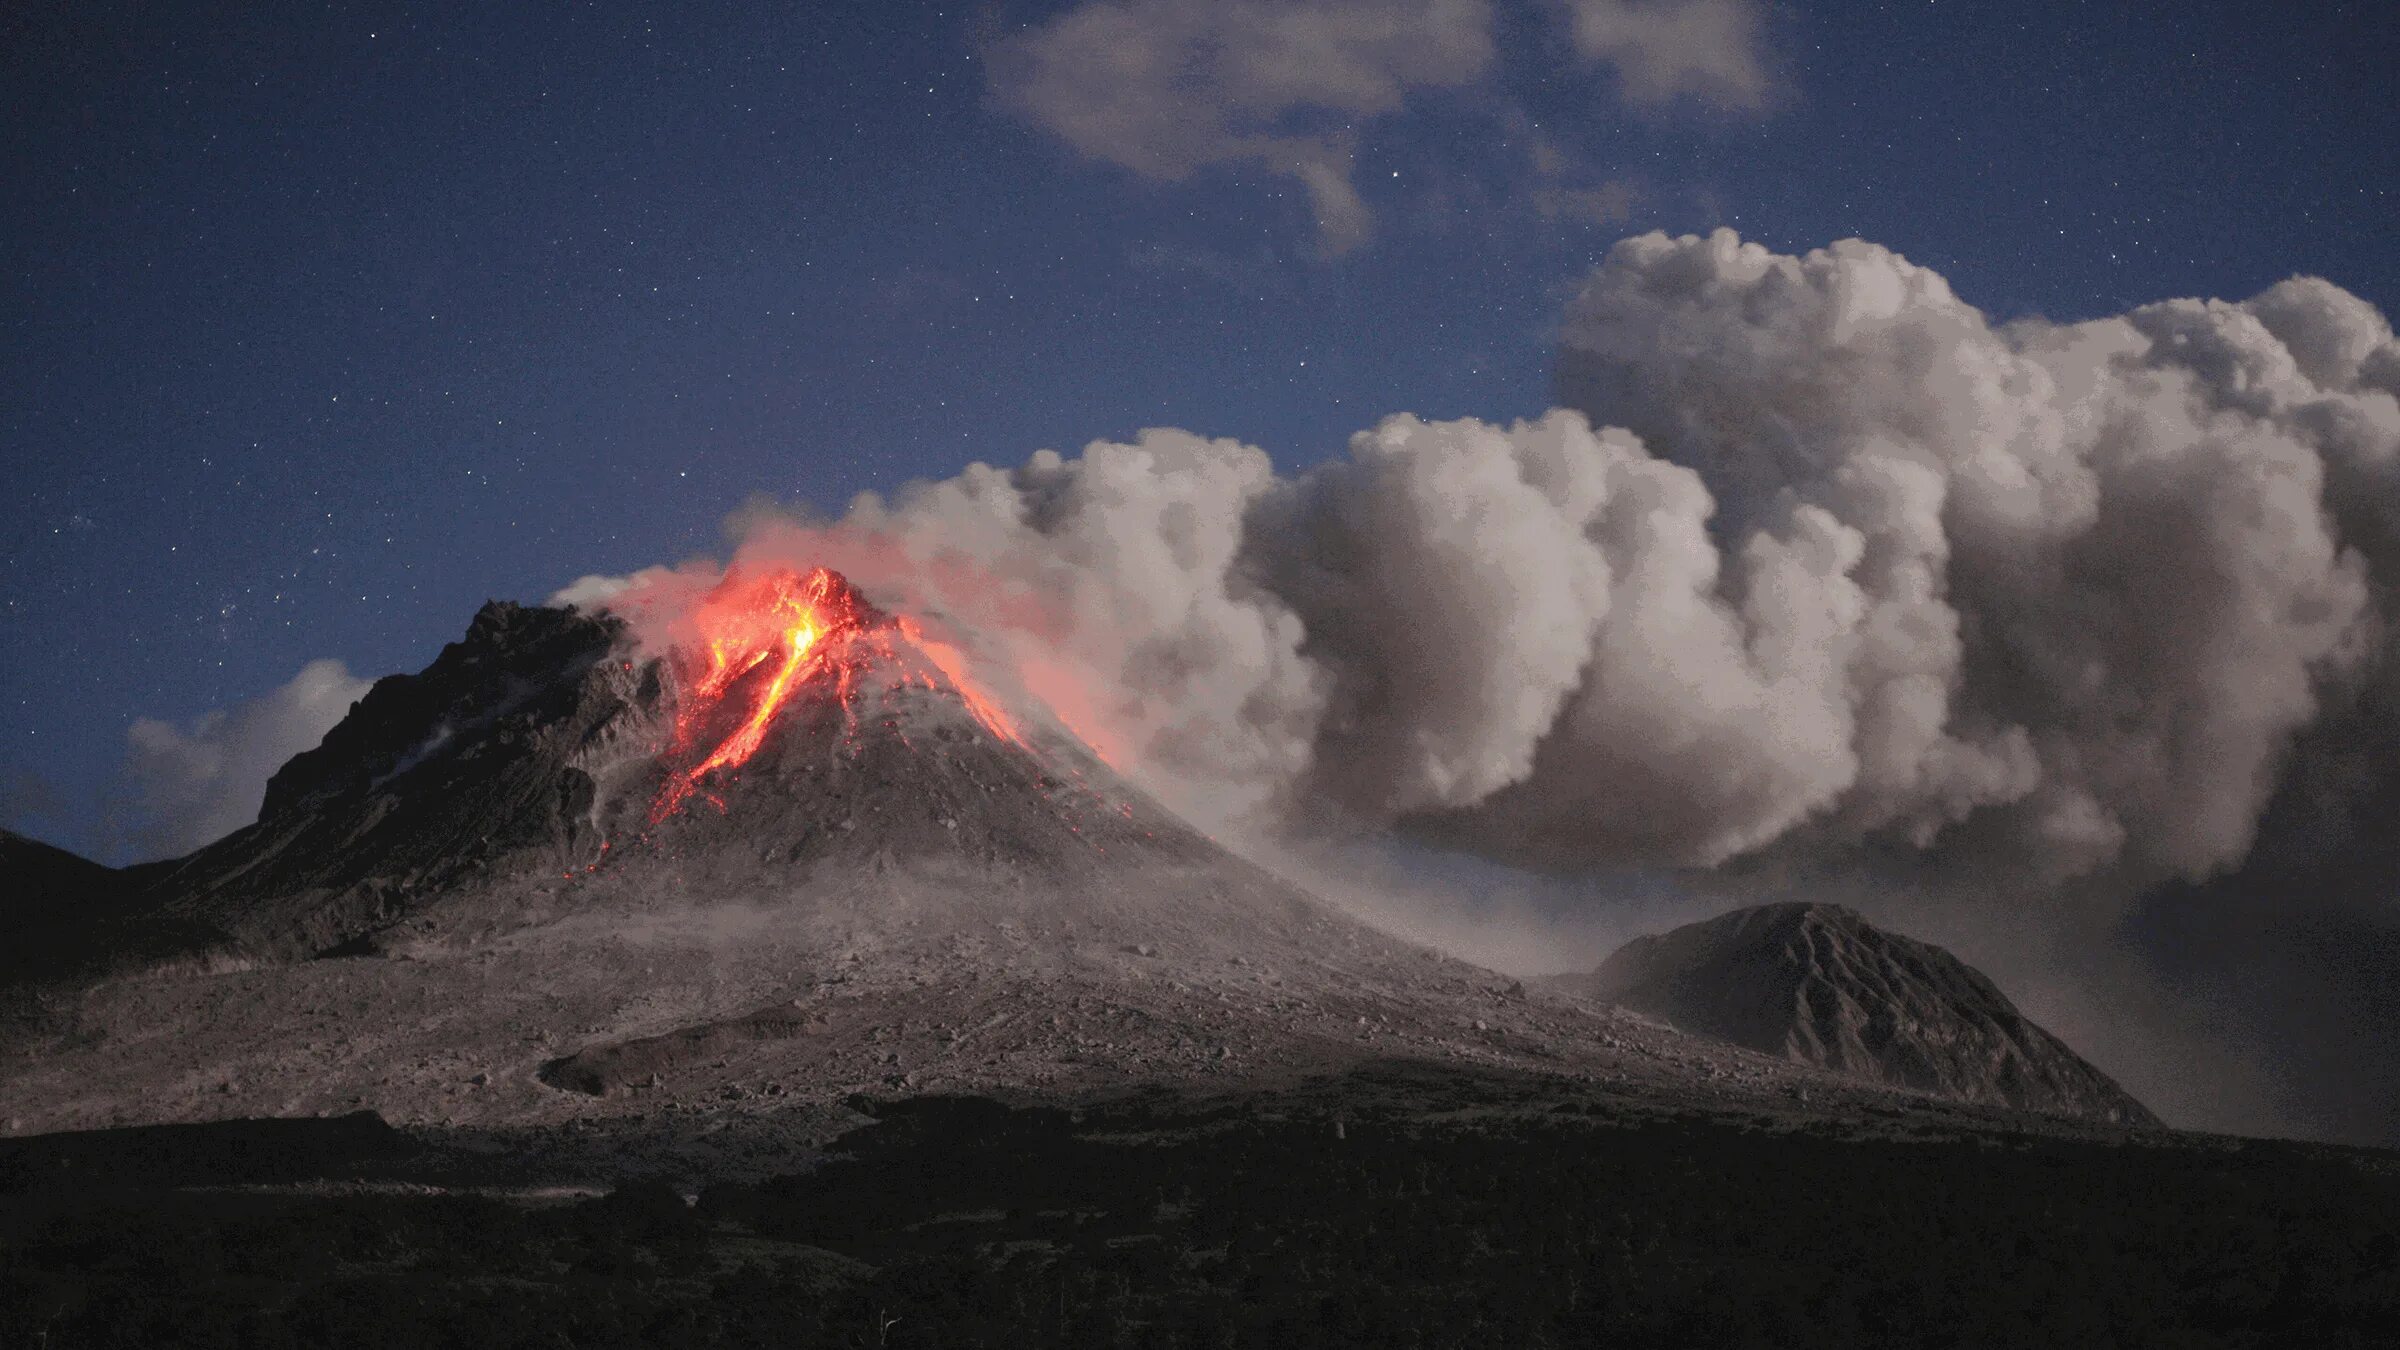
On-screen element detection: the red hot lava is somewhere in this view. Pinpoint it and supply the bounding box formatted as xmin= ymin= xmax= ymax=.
xmin=649 ymin=565 xmax=1025 ymax=821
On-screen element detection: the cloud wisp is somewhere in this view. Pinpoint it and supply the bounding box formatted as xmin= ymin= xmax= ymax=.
xmin=117 ymin=658 xmax=372 ymax=861
xmin=987 ymin=0 xmax=1778 ymax=252
xmin=1552 ymin=0 xmax=1778 ymax=109
xmin=989 ymin=0 xmax=1495 ymax=254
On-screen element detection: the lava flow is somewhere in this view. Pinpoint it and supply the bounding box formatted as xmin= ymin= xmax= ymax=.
xmin=649 ymin=565 xmax=1024 ymax=821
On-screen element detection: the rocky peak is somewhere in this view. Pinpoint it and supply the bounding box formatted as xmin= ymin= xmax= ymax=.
xmin=258 ymin=601 xmax=626 ymax=819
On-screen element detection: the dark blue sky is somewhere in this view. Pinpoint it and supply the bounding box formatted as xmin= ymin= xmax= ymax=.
xmin=4 ymin=0 xmax=2395 ymax=856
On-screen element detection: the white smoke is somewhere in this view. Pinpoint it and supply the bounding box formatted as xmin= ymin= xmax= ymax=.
xmin=566 ymin=226 xmax=2397 ymax=1085
xmin=1551 ymin=230 xmax=2394 ymax=888
xmin=119 ymin=658 xmax=374 ymax=860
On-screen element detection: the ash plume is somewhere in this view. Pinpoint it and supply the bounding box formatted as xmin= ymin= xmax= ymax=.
xmin=1547 ymin=231 xmax=2392 ymax=887
xmin=565 ymin=230 xmax=2400 ymax=1138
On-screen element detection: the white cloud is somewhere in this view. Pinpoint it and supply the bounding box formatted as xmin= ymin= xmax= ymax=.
xmin=120 ymin=658 xmax=372 ymax=859
xmin=989 ymin=0 xmax=1781 ymax=251
xmin=1553 ymin=0 xmax=1778 ymax=108
xmin=988 ymin=0 xmax=1496 ymax=254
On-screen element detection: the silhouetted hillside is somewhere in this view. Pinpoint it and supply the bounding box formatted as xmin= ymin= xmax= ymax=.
xmin=1 ymin=1069 xmax=2393 ymax=1349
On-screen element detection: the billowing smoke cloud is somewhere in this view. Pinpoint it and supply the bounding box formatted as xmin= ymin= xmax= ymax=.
xmin=118 ymin=658 xmax=372 ymax=860
xmin=1551 ymin=231 xmax=2394 ymax=889
xmin=587 ymin=230 xmax=2399 ymax=899
xmin=578 ymin=230 xmax=2400 ymax=1137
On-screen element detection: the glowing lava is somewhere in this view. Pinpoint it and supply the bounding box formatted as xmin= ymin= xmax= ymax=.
xmin=649 ymin=565 xmax=1026 ymax=821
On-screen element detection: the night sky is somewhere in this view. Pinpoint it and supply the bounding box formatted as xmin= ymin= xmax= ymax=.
xmin=4 ymin=0 xmax=2395 ymax=859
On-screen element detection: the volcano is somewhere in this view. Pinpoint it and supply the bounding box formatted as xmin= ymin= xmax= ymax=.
xmin=1 ymin=570 xmax=2150 ymax=1158
xmin=14 ymin=569 xmax=1237 ymax=977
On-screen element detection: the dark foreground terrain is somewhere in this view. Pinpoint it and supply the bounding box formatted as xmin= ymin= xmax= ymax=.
xmin=3 ymin=1067 xmax=2397 ymax=1349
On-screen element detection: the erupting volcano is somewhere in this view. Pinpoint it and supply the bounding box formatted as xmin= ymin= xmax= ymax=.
xmin=653 ymin=567 xmax=873 ymax=820
xmin=652 ymin=562 xmax=1027 ymax=816
xmin=649 ymin=567 xmax=1025 ymax=821
xmin=2 ymin=575 xmax=2157 ymax=1164
xmin=5 ymin=573 xmax=1527 ymax=1138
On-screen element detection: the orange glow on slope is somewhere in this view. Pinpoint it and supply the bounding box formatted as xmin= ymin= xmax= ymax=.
xmin=684 ymin=620 xmax=816 ymax=781
xmin=898 ymin=616 xmax=1025 ymax=748
xmin=652 ymin=566 xmax=860 ymax=820
xmin=649 ymin=565 xmax=1030 ymax=821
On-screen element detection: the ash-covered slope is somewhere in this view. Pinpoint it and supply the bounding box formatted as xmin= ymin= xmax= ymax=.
xmin=296 ymin=567 xmax=1325 ymax=957
xmin=0 ymin=571 xmax=1451 ymax=1121
xmin=1574 ymin=903 xmax=2157 ymax=1127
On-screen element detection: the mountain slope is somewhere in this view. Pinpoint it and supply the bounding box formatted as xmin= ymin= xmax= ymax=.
xmin=1572 ymin=903 xmax=2156 ymax=1126
xmin=1 ymin=830 xmax=189 ymax=983
xmin=7 ymin=601 xmax=652 ymax=979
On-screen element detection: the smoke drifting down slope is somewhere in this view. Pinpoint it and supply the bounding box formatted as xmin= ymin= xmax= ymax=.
xmin=571 ymin=229 xmax=2400 ymax=913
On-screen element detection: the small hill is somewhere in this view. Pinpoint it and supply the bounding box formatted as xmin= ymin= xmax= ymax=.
xmin=0 ymin=829 xmax=184 ymax=982
xmin=0 ymin=829 xmax=122 ymax=911
xmin=1572 ymin=902 xmax=2156 ymax=1127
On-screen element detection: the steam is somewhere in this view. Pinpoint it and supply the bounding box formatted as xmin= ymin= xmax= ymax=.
xmin=1552 ymin=232 xmax=2393 ymax=887
xmin=119 ymin=658 xmax=372 ymax=860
